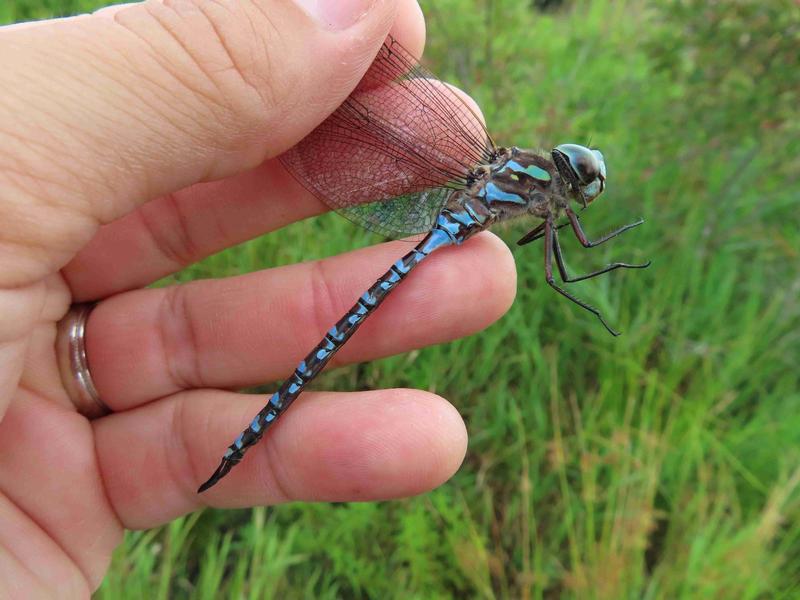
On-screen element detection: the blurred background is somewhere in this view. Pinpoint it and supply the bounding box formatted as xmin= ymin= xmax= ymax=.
xmin=3 ymin=0 xmax=800 ymax=597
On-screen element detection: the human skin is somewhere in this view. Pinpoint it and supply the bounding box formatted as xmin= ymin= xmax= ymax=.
xmin=0 ymin=0 xmax=516 ymax=595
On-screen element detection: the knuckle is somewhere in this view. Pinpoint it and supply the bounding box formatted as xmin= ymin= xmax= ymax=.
xmin=262 ymin=440 xmax=294 ymax=503
xmin=306 ymin=260 xmax=342 ymax=351
xmin=158 ymin=283 xmax=204 ymax=390
xmin=138 ymin=191 xmax=197 ymax=269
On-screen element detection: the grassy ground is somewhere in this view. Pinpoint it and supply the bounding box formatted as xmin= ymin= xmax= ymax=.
xmin=5 ymin=0 xmax=800 ymax=597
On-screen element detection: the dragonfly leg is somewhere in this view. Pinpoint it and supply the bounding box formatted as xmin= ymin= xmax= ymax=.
xmin=566 ymin=207 xmax=647 ymax=249
xmin=517 ymin=219 xmax=569 ymax=246
xmin=544 ymin=219 xmax=620 ymax=336
xmin=552 ymin=223 xmax=651 ymax=283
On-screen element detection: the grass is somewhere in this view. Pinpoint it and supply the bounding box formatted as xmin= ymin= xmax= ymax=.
xmin=4 ymin=0 xmax=800 ymax=597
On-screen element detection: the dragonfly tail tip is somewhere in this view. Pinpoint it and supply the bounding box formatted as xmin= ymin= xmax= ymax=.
xmin=197 ymin=458 xmax=235 ymax=493
xmin=196 ymin=478 xmax=216 ymax=494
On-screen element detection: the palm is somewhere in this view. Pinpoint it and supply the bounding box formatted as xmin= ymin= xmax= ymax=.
xmin=1 ymin=273 xmax=121 ymax=591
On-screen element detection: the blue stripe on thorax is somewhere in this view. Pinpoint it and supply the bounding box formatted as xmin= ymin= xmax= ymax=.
xmin=484 ymin=181 xmax=525 ymax=205
xmin=505 ymin=160 xmax=551 ymax=182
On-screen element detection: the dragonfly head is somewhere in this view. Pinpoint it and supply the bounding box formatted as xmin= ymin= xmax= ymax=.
xmin=552 ymin=144 xmax=606 ymax=208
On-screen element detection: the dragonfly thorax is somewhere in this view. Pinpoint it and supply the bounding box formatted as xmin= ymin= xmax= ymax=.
xmin=466 ymin=147 xmax=568 ymax=224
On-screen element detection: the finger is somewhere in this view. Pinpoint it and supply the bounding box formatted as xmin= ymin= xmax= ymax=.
xmin=93 ymin=387 xmax=468 ymax=528
xmin=85 ymin=232 xmax=515 ymax=409
xmin=61 ymin=115 xmax=323 ymax=302
xmin=63 ymin=79 xmax=493 ymax=304
xmin=0 ymin=0 xmax=414 ymax=288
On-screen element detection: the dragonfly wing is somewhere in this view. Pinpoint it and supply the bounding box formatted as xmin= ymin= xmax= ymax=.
xmin=280 ymin=35 xmax=495 ymax=239
xmin=339 ymin=187 xmax=452 ymax=238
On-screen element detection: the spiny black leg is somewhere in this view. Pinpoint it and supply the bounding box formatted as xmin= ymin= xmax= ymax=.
xmin=552 ymin=224 xmax=652 ymax=283
xmin=518 ymin=219 xmax=570 ymax=246
xmin=544 ymin=219 xmax=620 ymax=336
xmin=566 ymin=208 xmax=646 ymax=249
xmin=517 ymin=221 xmax=545 ymax=246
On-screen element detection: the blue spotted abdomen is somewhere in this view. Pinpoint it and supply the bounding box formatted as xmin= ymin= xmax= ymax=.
xmin=196 ymin=207 xmax=491 ymax=492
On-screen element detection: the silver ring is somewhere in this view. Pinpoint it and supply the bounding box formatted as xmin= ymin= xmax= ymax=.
xmin=55 ymin=303 xmax=110 ymax=419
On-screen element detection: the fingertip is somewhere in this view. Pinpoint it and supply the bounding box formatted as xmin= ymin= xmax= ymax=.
xmin=372 ymin=388 xmax=468 ymax=488
xmin=282 ymin=389 xmax=467 ymax=500
xmin=416 ymin=389 xmax=469 ymax=485
xmin=390 ymin=0 xmax=426 ymax=58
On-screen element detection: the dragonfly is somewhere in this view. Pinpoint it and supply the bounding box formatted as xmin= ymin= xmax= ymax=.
xmin=197 ymin=36 xmax=649 ymax=493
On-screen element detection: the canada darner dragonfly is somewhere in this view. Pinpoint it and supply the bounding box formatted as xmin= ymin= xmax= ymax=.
xmin=198 ymin=36 xmax=649 ymax=493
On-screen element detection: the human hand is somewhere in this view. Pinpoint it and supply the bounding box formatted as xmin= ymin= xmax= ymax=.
xmin=0 ymin=0 xmax=516 ymax=594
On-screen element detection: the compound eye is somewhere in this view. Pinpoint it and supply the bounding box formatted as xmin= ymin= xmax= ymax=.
xmin=553 ymin=144 xmax=608 ymax=204
xmin=576 ymin=153 xmax=600 ymax=184
xmin=555 ymin=144 xmax=601 ymax=185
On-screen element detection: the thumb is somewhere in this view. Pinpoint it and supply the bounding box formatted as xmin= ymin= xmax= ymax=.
xmin=0 ymin=0 xmax=415 ymax=287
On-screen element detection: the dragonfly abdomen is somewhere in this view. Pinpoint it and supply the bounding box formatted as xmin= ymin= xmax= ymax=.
xmin=197 ymin=207 xmax=491 ymax=492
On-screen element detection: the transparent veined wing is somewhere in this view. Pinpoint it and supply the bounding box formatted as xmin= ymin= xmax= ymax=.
xmin=279 ymin=35 xmax=496 ymax=239
xmin=338 ymin=188 xmax=453 ymax=238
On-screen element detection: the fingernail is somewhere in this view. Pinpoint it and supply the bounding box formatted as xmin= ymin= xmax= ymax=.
xmin=293 ymin=0 xmax=377 ymax=31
